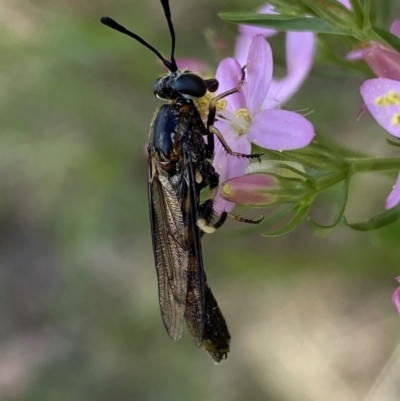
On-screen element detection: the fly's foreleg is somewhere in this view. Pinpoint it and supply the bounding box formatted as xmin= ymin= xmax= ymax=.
xmin=205 ymin=66 xmax=262 ymax=159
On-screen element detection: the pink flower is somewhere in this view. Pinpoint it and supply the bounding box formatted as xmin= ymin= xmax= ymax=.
xmin=392 ymin=277 xmax=400 ymax=315
xmin=386 ymin=172 xmax=400 ymax=209
xmin=360 ymin=78 xmax=400 ymax=208
xmin=213 ymin=35 xmax=315 ymax=214
xmin=235 ymin=4 xmax=315 ymax=105
xmin=360 ymin=78 xmax=400 ymax=138
xmin=348 ymin=20 xmax=400 ymax=80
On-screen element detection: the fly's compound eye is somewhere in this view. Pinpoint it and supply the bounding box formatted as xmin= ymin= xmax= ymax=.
xmin=173 ymin=73 xmax=207 ymax=98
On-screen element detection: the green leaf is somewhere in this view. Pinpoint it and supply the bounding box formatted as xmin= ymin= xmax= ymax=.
xmin=218 ymin=13 xmax=349 ymax=35
xmin=306 ymin=171 xmax=351 ymax=237
xmin=262 ymin=202 xmax=312 ymax=237
xmin=371 ymin=26 xmax=400 ymax=53
xmin=361 ymin=0 xmax=372 ymax=30
xmin=342 ymin=205 xmax=400 ymax=231
xmin=300 ymin=0 xmax=358 ymax=32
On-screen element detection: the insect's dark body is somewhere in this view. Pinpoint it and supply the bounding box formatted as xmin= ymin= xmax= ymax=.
xmin=148 ymin=95 xmax=230 ymax=362
xmin=101 ymin=0 xmax=261 ymax=363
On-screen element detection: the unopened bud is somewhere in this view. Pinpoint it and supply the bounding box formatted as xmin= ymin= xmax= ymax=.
xmin=363 ymin=42 xmax=400 ymax=80
xmin=221 ymin=162 xmax=313 ymax=207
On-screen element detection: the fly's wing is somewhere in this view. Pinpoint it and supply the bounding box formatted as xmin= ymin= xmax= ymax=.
xmin=181 ymin=157 xmax=231 ymax=360
xmin=148 ymin=158 xmax=188 ymax=341
xmin=179 ymin=141 xmax=205 ymax=347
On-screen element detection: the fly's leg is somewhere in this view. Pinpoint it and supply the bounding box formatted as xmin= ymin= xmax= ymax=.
xmin=197 ymin=203 xmax=264 ymax=234
xmin=196 ymin=163 xmax=225 ymax=234
xmin=197 ymin=199 xmax=229 ymax=236
xmin=228 ymin=213 xmax=264 ymax=224
xmin=205 ymin=66 xmax=262 ymax=160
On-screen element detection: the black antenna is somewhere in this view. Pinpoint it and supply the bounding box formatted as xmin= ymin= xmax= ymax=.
xmin=160 ymin=0 xmax=177 ymax=71
xmin=101 ymin=0 xmax=178 ymax=72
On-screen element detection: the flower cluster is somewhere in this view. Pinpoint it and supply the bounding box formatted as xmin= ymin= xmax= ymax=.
xmin=359 ymin=20 xmax=400 ymax=210
xmin=178 ymin=2 xmax=400 ymax=316
xmin=212 ymin=35 xmax=315 ymax=214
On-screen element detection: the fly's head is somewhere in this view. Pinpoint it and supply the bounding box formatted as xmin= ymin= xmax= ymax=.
xmin=101 ymin=3 xmax=220 ymax=103
xmin=153 ymin=71 xmax=216 ymax=101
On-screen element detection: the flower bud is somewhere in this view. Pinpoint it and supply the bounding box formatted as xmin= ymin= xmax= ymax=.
xmin=362 ymin=42 xmax=400 ymax=80
xmin=221 ymin=162 xmax=313 ymax=207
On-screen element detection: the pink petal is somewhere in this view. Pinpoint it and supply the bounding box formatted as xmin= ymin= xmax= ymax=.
xmin=347 ymin=49 xmax=364 ymax=61
xmin=248 ymin=109 xmax=315 ymax=151
xmin=286 ymin=32 xmax=315 ymax=80
xmin=386 ymin=172 xmax=400 ymax=209
xmin=337 ymin=0 xmax=352 ymax=9
xmin=234 ymin=35 xmax=253 ymax=67
xmin=392 ymin=279 xmax=400 ymax=315
xmin=239 ymin=4 xmax=277 ymax=38
xmin=213 ymin=192 xmax=236 ymax=215
xmin=215 ymin=58 xmax=246 ymax=112
xmin=391 ymin=20 xmax=400 ymax=38
xmin=175 ymin=58 xmax=209 ymax=75
xmin=243 ymin=35 xmax=273 ymax=116
xmin=213 ymin=137 xmax=251 ymax=183
xmin=360 ymin=78 xmax=400 ymax=138
xmin=268 ymin=31 xmax=315 ymax=104
xmin=212 ymin=137 xmax=251 ymax=215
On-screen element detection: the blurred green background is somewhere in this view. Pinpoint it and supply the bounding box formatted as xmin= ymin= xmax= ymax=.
xmin=1 ymin=0 xmax=400 ymax=400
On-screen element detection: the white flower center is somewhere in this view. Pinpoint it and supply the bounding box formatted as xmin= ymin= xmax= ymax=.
xmin=217 ymin=101 xmax=252 ymax=137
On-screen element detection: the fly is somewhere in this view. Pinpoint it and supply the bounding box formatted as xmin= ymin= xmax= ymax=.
xmin=101 ymin=0 xmax=262 ymax=362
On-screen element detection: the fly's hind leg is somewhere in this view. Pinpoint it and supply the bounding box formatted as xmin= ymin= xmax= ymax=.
xmin=197 ymin=200 xmax=228 ymax=236
xmin=196 ymin=165 xmax=228 ymax=235
xmin=228 ymin=213 xmax=264 ymax=225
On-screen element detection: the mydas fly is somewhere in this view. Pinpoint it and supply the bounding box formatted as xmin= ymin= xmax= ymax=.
xmin=101 ymin=0 xmax=262 ymax=362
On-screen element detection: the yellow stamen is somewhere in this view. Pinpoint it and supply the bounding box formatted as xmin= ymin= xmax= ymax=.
xmin=235 ymin=108 xmax=251 ymax=123
xmin=375 ymin=91 xmax=400 ymax=107
xmin=391 ymin=112 xmax=400 ymax=126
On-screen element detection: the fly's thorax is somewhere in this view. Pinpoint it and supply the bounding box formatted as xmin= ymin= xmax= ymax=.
xmin=153 ymin=70 xmax=209 ymax=101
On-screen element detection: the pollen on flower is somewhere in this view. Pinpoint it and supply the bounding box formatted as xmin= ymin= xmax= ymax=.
xmin=194 ymin=92 xmax=213 ymax=119
xmin=391 ymin=112 xmax=400 ymax=126
xmin=235 ymin=108 xmax=251 ymax=123
xmin=233 ymin=108 xmax=252 ymax=136
xmin=375 ymin=90 xmax=400 ymax=107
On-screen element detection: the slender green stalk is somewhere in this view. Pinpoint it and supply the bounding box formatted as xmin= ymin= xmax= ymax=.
xmin=348 ymin=157 xmax=400 ymax=173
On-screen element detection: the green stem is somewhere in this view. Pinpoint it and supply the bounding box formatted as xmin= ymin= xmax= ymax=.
xmin=347 ymin=157 xmax=400 ymax=173
xmin=315 ymin=157 xmax=400 ymax=192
